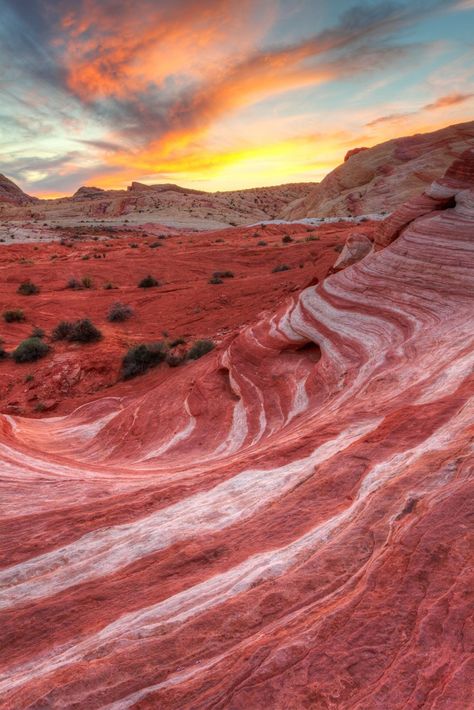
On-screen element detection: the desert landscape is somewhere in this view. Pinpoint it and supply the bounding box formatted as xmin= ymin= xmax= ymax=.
xmin=1 ymin=1 xmax=473 ymax=709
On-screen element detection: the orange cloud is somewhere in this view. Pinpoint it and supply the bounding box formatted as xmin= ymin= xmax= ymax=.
xmin=424 ymin=92 xmax=473 ymax=110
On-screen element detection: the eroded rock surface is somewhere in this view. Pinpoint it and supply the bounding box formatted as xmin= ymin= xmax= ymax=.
xmin=0 ymin=154 xmax=473 ymax=709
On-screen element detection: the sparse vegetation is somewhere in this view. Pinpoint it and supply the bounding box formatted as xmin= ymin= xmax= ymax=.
xmin=17 ymin=280 xmax=39 ymax=296
xmin=31 ymin=327 xmax=45 ymax=339
xmin=212 ymin=271 xmax=234 ymax=279
xmin=257 ymin=240 xmax=267 ymax=246
xmin=209 ymin=276 xmax=223 ymax=284
xmin=67 ymin=278 xmax=82 ymax=289
xmin=121 ymin=342 xmax=168 ymax=379
xmin=81 ymin=276 xmax=93 ymax=289
xmin=52 ymin=319 xmax=102 ymax=343
xmin=272 ymin=264 xmax=290 ymax=273
xmin=187 ymin=339 xmax=214 ymax=360
xmin=12 ymin=337 xmax=49 ymax=363
xmin=107 ymin=302 xmax=133 ymax=322
xmin=282 ymin=235 xmax=293 ymax=243
xmin=3 ymin=309 xmax=25 ymax=323
xmin=138 ymin=275 xmax=160 ymax=288
xmin=170 ymin=337 xmax=185 ymax=347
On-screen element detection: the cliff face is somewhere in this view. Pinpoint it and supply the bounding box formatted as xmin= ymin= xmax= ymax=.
xmin=282 ymin=120 xmax=474 ymax=220
xmin=0 ymin=154 xmax=473 ymax=709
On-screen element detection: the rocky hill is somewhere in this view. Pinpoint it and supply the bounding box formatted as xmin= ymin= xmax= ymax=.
xmin=0 ymin=174 xmax=36 ymax=205
xmin=282 ymin=120 xmax=474 ymax=219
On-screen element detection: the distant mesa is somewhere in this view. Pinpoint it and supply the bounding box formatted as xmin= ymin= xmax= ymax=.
xmin=0 ymin=173 xmax=36 ymax=205
xmin=127 ymin=181 xmax=206 ymax=195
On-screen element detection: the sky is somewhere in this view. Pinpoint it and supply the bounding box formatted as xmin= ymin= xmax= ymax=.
xmin=0 ymin=0 xmax=473 ymax=197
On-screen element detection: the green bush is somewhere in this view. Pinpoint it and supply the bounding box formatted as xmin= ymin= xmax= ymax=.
xmin=138 ymin=275 xmax=160 ymax=288
xmin=107 ymin=302 xmax=133 ymax=322
xmin=17 ymin=280 xmax=39 ymax=295
xmin=121 ymin=342 xmax=168 ymax=379
xmin=170 ymin=337 xmax=185 ymax=347
xmin=67 ymin=278 xmax=82 ymax=289
xmin=12 ymin=337 xmax=49 ymax=363
xmin=52 ymin=319 xmax=102 ymax=343
xmin=187 ymin=339 xmax=214 ymax=360
xmin=213 ymin=271 xmax=234 ymax=279
xmin=81 ymin=276 xmax=93 ymax=289
xmin=3 ymin=309 xmax=25 ymax=323
xmin=31 ymin=327 xmax=45 ymax=339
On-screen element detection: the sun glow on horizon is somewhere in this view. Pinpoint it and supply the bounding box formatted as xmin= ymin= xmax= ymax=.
xmin=1 ymin=0 xmax=473 ymax=197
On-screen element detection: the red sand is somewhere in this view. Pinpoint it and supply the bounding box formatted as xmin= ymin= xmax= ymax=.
xmin=0 ymin=221 xmax=366 ymax=415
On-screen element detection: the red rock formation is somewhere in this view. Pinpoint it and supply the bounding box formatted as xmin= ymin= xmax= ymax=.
xmin=0 ymin=153 xmax=473 ymax=709
xmin=377 ymin=147 xmax=474 ymax=246
xmin=282 ymin=120 xmax=474 ymax=219
xmin=344 ymin=146 xmax=368 ymax=162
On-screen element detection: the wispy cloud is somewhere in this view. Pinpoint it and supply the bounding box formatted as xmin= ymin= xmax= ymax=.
xmin=0 ymin=0 xmax=473 ymax=194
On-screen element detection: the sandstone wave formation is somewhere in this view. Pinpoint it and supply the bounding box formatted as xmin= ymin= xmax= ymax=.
xmin=1 ymin=151 xmax=473 ymax=709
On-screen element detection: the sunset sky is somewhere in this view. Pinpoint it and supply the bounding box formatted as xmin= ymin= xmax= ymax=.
xmin=1 ymin=0 xmax=473 ymax=197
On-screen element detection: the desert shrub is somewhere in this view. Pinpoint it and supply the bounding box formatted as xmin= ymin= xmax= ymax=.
xmin=129 ymin=243 xmax=139 ymax=248
xmin=81 ymin=276 xmax=93 ymax=289
xmin=272 ymin=264 xmax=290 ymax=273
xmin=17 ymin=280 xmax=39 ymax=295
xmin=25 ymin=373 xmax=34 ymax=382
xmin=12 ymin=337 xmax=49 ymax=363
xmin=170 ymin=337 xmax=185 ymax=347
xmin=3 ymin=309 xmax=25 ymax=323
xmin=149 ymin=242 xmax=162 ymax=248
xmin=257 ymin=240 xmax=267 ymax=246
xmin=31 ymin=327 xmax=45 ymax=339
xmin=34 ymin=402 xmax=46 ymax=412
xmin=334 ymin=244 xmax=343 ymax=253
xmin=0 ymin=346 xmax=7 ymax=359
xmin=138 ymin=275 xmax=160 ymax=288
xmin=282 ymin=235 xmax=293 ymax=243
xmin=209 ymin=276 xmax=223 ymax=284
xmin=121 ymin=342 xmax=168 ymax=379
xmin=187 ymin=339 xmax=214 ymax=360
xmin=53 ymin=319 xmax=102 ymax=343
xmin=212 ymin=271 xmax=234 ymax=279
xmin=305 ymin=235 xmax=318 ymax=242
xmin=81 ymin=254 xmax=90 ymax=260
xmin=52 ymin=321 xmax=74 ymax=340
xmin=67 ymin=278 xmax=82 ymax=289
xmin=103 ymin=282 xmax=115 ymax=290
xmin=166 ymin=352 xmax=184 ymax=367
xmin=107 ymin=302 xmax=133 ymax=322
